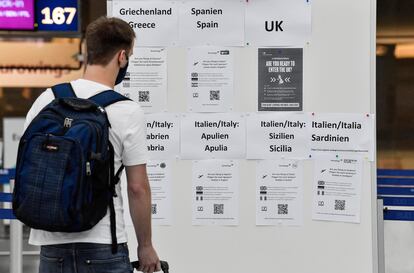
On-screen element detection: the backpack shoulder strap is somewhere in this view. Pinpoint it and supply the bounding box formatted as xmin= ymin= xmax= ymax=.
xmin=88 ymin=90 xmax=131 ymax=108
xmin=51 ymin=83 xmax=77 ymax=98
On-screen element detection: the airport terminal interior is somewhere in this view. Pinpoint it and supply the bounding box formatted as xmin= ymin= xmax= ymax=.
xmin=0 ymin=0 xmax=413 ymax=272
xmin=0 ymin=1 xmax=104 ymax=272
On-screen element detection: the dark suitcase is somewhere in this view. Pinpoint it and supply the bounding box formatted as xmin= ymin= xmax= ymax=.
xmin=131 ymin=260 xmax=169 ymax=273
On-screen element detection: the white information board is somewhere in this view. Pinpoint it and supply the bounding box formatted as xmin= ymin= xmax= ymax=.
xmin=108 ymin=1 xmax=376 ymax=273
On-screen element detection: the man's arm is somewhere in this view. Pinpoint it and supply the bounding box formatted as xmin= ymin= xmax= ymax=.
xmin=126 ymin=164 xmax=161 ymax=273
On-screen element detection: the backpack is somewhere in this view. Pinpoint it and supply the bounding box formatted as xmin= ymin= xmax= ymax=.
xmin=12 ymin=83 xmax=130 ymax=253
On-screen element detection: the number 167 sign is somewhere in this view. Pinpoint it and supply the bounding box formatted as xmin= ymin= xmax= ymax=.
xmin=36 ymin=0 xmax=79 ymax=32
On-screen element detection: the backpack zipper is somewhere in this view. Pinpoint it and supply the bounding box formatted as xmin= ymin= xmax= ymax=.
xmin=86 ymin=162 xmax=91 ymax=176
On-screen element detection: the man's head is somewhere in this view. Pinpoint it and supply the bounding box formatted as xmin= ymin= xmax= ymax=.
xmin=85 ymin=16 xmax=135 ymax=86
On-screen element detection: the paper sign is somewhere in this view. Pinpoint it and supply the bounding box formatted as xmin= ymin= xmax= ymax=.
xmin=112 ymin=1 xmax=179 ymax=46
xmin=3 ymin=118 xmax=25 ymax=169
xmin=256 ymin=160 xmax=303 ymax=226
xmin=312 ymin=157 xmax=362 ymax=223
xmin=148 ymin=160 xmax=173 ymax=226
xmin=245 ymin=0 xmax=311 ymax=46
xmin=247 ymin=112 xmax=309 ymax=159
xmin=179 ymin=1 xmax=245 ymax=46
xmin=145 ymin=113 xmax=180 ymax=160
xmin=180 ymin=113 xmax=246 ymax=159
xmin=192 ymin=160 xmax=239 ymax=226
xmin=258 ymin=48 xmax=303 ymax=111
xmin=309 ymin=113 xmax=375 ymax=161
xmin=118 ymin=48 xmax=167 ymax=113
xmin=122 ymin=160 xmax=173 ymax=226
xmin=187 ymin=47 xmax=234 ymax=112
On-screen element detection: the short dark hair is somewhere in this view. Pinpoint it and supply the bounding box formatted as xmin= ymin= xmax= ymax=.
xmin=85 ymin=16 xmax=135 ymax=66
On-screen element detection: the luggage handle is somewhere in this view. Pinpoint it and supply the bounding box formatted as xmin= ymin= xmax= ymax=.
xmin=59 ymin=98 xmax=98 ymax=111
xmin=131 ymin=260 xmax=169 ymax=273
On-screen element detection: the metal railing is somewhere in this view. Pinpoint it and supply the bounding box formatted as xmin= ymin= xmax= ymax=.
xmin=377 ymin=169 xmax=414 ymax=273
xmin=0 ymin=169 xmax=23 ymax=273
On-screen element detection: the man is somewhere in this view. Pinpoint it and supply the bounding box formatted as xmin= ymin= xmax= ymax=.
xmin=24 ymin=17 xmax=161 ymax=273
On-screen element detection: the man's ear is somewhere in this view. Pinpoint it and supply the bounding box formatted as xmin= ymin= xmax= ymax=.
xmin=117 ymin=50 xmax=126 ymax=65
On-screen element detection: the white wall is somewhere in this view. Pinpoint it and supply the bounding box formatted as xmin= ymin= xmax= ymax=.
xmin=109 ymin=0 xmax=378 ymax=272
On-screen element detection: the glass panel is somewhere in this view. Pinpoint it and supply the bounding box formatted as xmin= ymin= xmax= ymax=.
xmin=377 ymin=1 xmax=414 ymax=169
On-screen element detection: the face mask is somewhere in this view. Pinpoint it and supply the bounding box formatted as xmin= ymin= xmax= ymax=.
xmin=115 ymin=56 xmax=129 ymax=86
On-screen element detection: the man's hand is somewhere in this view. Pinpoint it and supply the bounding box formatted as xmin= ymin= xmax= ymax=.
xmin=138 ymin=244 xmax=161 ymax=273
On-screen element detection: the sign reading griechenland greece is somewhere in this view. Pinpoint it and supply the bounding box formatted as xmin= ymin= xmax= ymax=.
xmin=112 ymin=1 xmax=179 ymax=46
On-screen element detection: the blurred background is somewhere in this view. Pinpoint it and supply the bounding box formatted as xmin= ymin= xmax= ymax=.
xmin=0 ymin=1 xmax=106 ymax=272
xmin=377 ymin=0 xmax=414 ymax=169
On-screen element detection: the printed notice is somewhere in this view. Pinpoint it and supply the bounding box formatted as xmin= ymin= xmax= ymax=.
xmin=146 ymin=113 xmax=180 ymax=160
xmin=112 ymin=1 xmax=178 ymax=46
xmin=246 ymin=0 xmax=311 ymax=46
xmin=122 ymin=160 xmax=173 ymax=226
xmin=310 ymin=113 xmax=375 ymax=161
xmin=3 ymin=118 xmax=25 ymax=168
xmin=192 ymin=160 xmax=239 ymax=226
xmin=187 ymin=47 xmax=234 ymax=112
xmin=312 ymin=157 xmax=362 ymax=223
xmin=118 ymin=48 xmax=167 ymax=113
xmin=256 ymin=160 xmax=303 ymax=226
xmin=247 ymin=113 xmax=308 ymax=159
xmin=258 ymin=48 xmax=303 ymax=111
xmin=179 ymin=1 xmax=245 ymax=46
xmin=180 ymin=113 xmax=246 ymax=159
xmin=148 ymin=160 xmax=173 ymax=226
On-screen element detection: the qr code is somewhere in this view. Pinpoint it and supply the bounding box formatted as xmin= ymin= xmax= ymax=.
xmin=214 ymin=204 xmax=224 ymax=214
xmin=278 ymin=204 xmax=288 ymax=215
xmin=210 ymin=90 xmax=220 ymax=101
xmin=335 ymin=200 xmax=346 ymax=211
xmin=139 ymin=91 xmax=150 ymax=102
xmin=151 ymin=204 xmax=157 ymax=215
